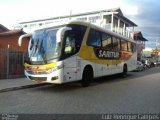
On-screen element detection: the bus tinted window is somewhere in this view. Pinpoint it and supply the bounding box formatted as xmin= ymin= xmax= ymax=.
xmin=63 ymin=24 xmax=87 ymax=58
xmin=87 ymin=29 xmax=101 ymax=47
xmin=64 ymin=35 xmax=76 ymax=54
xmin=121 ymin=39 xmax=128 ymax=51
xmin=101 ymin=32 xmax=112 ymax=49
xmin=112 ymin=37 xmax=121 ymax=51
xmin=66 ymin=24 xmax=87 ymax=52
xmin=131 ymin=43 xmax=136 ymax=52
xmin=128 ymin=42 xmax=132 ymax=52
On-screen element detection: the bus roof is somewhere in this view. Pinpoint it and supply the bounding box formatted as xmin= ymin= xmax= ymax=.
xmin=34 ymin=20 xmax=135 ymax=43
xmin=68 ymin=20 xmax=135 ymax=43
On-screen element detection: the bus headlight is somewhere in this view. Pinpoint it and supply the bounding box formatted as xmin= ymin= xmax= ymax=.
xmin=56 ymin=64 xmax=64 ymax=70
xmin=46 ymin=68 xmax=56 ymax=74
xmin=46 ymin=64 xmax=63 ymax=74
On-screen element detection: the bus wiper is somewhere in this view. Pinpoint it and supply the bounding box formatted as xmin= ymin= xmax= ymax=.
xmin=39 ymin=39 xmax=47 ymax=64
xmin=30 ymin=39 xmax=39 ymax=57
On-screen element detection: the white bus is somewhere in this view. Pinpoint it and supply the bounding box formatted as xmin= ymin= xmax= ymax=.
xmin=18 ymin=20 xmax=137 ymax=87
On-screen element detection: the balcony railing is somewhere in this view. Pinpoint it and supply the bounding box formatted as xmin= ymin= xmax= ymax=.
xmin=102 ymin=24 xmax=111 ymax=31
xmin=102 ymin=24 xmax=133 ymax=39
xmin=113 ymin=27 xmax=132 ymax=38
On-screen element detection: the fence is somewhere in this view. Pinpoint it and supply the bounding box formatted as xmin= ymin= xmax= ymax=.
xmin=102 ymin=24 xmax=133 ymax=39
xmin=0 ymin=48 xmax=26 ymax=79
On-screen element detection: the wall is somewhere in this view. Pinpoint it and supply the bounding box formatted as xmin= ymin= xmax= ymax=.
xmin=0 ymin=34 xmax=29 ymax=51
xmin=0 ymin=34 xmax=29 ymax=79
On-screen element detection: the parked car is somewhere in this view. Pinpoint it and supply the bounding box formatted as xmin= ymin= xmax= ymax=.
xmin=156 ymin=61 xmax=160 ymax=67
xmin=150 ymin=62 xmax=155 ymax=67
xmin=136 ymin=61 xmax=144 ymax=71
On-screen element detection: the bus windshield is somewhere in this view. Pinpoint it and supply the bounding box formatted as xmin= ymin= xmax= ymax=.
xmin=27 ymin=24 xmax=87 ymax=64
xmin=28 ymin=28 xmax=60 ymax=63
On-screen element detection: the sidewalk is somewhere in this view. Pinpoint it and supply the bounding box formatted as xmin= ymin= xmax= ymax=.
xmin=0 ymin=78 xmax=42 ymax=92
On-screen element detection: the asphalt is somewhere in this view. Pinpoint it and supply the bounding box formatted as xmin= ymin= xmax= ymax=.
xmin=0 ymin=77 xmax=49 ymax=93
xmin=0 ymin=68 xmax=160 ymax=114
xmin=0 ymin=67 xmax=159 ymax=93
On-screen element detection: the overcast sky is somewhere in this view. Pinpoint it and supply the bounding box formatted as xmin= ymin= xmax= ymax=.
xmin=0 ymin=0 xmax=159 ymax=48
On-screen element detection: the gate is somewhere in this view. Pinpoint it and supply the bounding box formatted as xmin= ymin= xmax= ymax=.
xmin=0 ymin=48 xmax=25 ymax=79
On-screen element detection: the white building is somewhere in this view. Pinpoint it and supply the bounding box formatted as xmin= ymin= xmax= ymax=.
xmin=142 ymin=48 xmax=152 ymax=57
xmin=14 ymin=8 xmax=137 ymax=38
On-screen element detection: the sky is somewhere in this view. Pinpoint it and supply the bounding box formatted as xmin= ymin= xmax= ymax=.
xmin=0 ymin=0 xmax=160 ymax=48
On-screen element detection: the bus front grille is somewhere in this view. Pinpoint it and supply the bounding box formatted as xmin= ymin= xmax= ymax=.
xmin=28 ymin=76 xmax=47 ymax=81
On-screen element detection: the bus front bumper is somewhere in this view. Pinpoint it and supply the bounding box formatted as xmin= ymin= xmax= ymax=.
xmin=25 ymin=69 xmax=64 ymax=84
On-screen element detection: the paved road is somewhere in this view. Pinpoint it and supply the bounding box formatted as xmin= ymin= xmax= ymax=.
xmin=0 ymin=67 xmax=160 ymax=114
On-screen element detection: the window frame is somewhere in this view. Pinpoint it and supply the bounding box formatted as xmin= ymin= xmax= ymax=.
xmin=87 ymin=28 xmax=102 ymax=47
xmin=112 ymin=36 xmax=121 ymax=51
xmin=60 ymin=24 xmax=87 ymax=60
xmin=121 ymin=39 xmax=128 ymax=51
xmin=87 ymin=27 xmax=135 ymax=53
xmin=101 ymin=32 xmax=112 ymax=50
xmin=127 ymin=41 xmax=132 ymax=52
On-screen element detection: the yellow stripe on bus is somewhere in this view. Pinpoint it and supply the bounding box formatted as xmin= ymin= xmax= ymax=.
xmin=24 ymin=62 xmax=57 ymax=71
xmin=78 ymin=45 xmax=129 ymax=65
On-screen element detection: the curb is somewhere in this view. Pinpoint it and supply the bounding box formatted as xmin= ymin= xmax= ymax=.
xmin=0 ymin=83 xmax=51 ymax=93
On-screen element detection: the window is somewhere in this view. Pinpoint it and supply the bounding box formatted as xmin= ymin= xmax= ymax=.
xmin=64 ymin=35 xmax=76 ymax=54
xmin=62 ymin=24 xmax=87 ymax=59
xmin=121 ymin=39 xmax=128 ymax=51
xmin=128 ymin=42 xmax=132 ymax=52
xmin=65 ymin=24 xmax=87 ymax=53
xmin=131 ymin=43 xmax=136 ymax=52
xmin=87 ymin=29 xmax=101 ymax=47
xmin=112 ymin=37 xmax=121 ymax=51
xmin=46 ymin=30 xmax=57 ymax=50
xmin=101 ymin=32 xmax=112 ymax=50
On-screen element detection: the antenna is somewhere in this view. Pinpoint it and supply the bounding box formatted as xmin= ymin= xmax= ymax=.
xmin=70 ymin=10 xmax=72 ymax=20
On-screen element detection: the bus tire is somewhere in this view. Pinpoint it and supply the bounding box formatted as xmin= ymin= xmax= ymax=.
xmin=81 ymin=66 xmax=93 ymax=87
xmin=122 ymin=64 xmax=127 ymax=77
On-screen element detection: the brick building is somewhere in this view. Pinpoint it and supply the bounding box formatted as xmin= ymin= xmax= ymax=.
xmin=0 ymin=24 xmax=29 ymax=79
xmin=0 ymin=24 xmax=9 ymax=33
xmin=132 ymin=31 xmax=148 ymax=60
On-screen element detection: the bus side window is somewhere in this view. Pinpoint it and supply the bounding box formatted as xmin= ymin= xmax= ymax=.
xmin=101 ymin=32 xmax=112 ymax=50
xmin=64 ymin=36 xmax=75 ymax=54
xmin=131 ymin=43 xmax=136 ymax=52
xmin=112 ymin=37 xmax=121 ymax=51
xmin=66 ymin=24 xmax=87 ymax=53
xmin=87 ymin=29 xmax=101 ymax=47
xmin=128 ymin=42 xmax=132 ymax=52
xmin=121 ymin=39 xmax=128 ymax=51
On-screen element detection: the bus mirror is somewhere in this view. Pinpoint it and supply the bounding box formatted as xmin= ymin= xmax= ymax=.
xmin=56 ymin=27 xmax=72 ymax=43
xmin=18 ymin=33 xmax=32 ymax=46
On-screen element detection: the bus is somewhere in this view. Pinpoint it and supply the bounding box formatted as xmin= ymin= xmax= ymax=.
xmin=18 ymin=20 xmax=137 ymax=87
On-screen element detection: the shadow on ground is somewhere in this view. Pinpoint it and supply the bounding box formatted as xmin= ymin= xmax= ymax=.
xmin=30 ymin=67 xmax=160 ymax=92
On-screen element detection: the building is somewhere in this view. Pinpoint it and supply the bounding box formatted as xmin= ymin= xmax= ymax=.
xmin=151 ymin=48 xmax=160 ymax=62
xmin=14 ymin=8 xmax=149 ymax=61
xmin=14 ymin=8 xmax=137 ymax=39
xmin=0 ymin=24 xmax=29 ymax=79
xmin=0 ymin=29 xmax=28 ymax=50
xmin=142 ymin=48 xmax=152 ymax=57
xmin=132 ymin=31 xmax=148 ymax=60
xmin=0 ymin=24 xmax=9 ymax=33
xmin=152 ymin=48 xmax=160 ymax=56
xmin=15 ymin=7 xmax=149 ymax=60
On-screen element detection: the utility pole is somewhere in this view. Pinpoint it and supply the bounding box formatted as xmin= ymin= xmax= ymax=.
xmin=70 ymin=10 xmax=72 ymax=20
xmin=6 ymin=45 xmax=10 ymax=79
xmin=156 ymin=37 xmax=160 ymax=61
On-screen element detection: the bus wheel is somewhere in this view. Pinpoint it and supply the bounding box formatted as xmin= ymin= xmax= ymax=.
xmin=81 ymin=66 xmax=93 ymax=87
xmin=122 ymin=64 xmax=127 ymax=77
